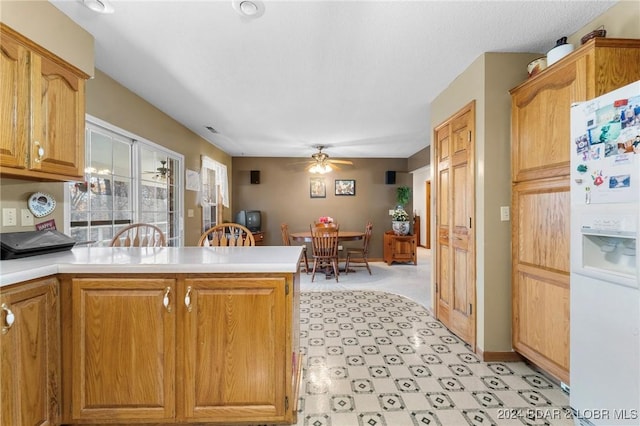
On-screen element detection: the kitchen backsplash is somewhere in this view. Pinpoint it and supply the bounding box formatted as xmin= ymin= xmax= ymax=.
xmin=0 ymin=178 xmax=66 ymax=234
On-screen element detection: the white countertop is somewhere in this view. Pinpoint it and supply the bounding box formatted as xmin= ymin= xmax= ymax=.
xmin=0 ymin=246 xmax=303 ymax=287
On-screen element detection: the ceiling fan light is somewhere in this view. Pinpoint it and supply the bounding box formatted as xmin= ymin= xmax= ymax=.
xmin=309 ymin=163 xmax=331 ymax=174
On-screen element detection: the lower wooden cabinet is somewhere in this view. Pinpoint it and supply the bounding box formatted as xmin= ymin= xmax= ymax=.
xmin=60 ymin=273 xmax=299 ymax=425
xmin=383 ymin=231 xmax=417 ymax=265
xmin=64 ymin=277 xmax=176 ymax=422
xmin=512 ymin=178 xmax=570 ymax=383
xmin=0 ymin=277 xmax=60 ymax=426
xmin=181 ymin=277 xmax=288 ymax=422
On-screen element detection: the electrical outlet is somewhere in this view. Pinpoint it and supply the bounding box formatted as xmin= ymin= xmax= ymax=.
xmin=500 ymin=206 xmax=510 ymax=221
xmin=21 ymin=208 xmax=34 ymax=226
xmin=389 ymin=209 xmax=395 ymax=216
xmin=187 ymin=209 xmax=194 ymax=218
xmin=338 ymin=245 xmax=343 ymax=251
xmin=3 ymin=208 xmax=17 ymax=226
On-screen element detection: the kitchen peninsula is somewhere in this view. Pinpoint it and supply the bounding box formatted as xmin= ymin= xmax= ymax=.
xmin=0 ymin=246 xmax=302 ymax=425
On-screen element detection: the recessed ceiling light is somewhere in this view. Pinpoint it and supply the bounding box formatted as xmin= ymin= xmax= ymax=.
xmin=232 ymin=0 xmax=265 ymax=19
xmin=81 ymin=0 xmax=114 ymax=14
xmin=240 ymin=1 xmax=258 ymax=16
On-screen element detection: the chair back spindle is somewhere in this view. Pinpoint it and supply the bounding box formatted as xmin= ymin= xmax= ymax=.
xmin=110 ymin=223 xmax=167 ymax=247
xmin=198 ymin=223 xmax=255 ymax=247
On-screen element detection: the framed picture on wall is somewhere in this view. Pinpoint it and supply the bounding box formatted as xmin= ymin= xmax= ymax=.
xmin=335 ymin=179 xmax=355 ymax=196
xmin=310 ymin=177 xmax=326 ymax=198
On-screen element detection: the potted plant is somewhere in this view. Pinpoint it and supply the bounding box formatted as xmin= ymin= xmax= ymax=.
xmin=392 ymin=185 xmax=411 ymax=235
xmin=396 ymin=185 xmax=411 ymax=209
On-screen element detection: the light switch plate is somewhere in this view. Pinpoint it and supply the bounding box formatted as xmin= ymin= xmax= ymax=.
xmin=500 ymin=206 xmax=510 ymax=221
xmin=21 ymin=208 xmax=34 ymax=226
xmin=389 ymin=209 xmax=395 ymax=216
xmin=3 ymin=208 xmax=17 ymax=226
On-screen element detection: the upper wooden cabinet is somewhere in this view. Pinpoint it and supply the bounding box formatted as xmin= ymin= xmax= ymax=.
xmin=1 ymin=24 xmax=88 ymax=181
xmin=0 ymin=277 xmax=60 ymax=426
xmin=510 ymin=38 xmax=640 ymax=183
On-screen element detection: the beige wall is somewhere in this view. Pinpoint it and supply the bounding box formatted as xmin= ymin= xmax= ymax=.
xmin=232 ymin=157 xmax=410 ymax=259
xmin=567 ymin=1 xmax=640 ymax=45
xmin=408 ymin=146 xmax=430 ymax=171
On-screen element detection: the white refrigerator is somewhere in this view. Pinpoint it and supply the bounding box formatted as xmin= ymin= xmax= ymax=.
xmin=570 ymin=80 xmax=640 ymax=426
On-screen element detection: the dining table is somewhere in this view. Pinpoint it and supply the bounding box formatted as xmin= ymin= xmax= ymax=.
xmin=289 ymin=230 xmax=365 ymax=243
xmin=290 ymin=230 xmax=365 ymax=278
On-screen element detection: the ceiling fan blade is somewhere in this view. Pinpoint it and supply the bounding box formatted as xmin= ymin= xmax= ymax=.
xmin=329 ymin=159 xmax=353 ymax=165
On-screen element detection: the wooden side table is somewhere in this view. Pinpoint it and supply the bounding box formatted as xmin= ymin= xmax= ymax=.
xmin=252 ymin=231 xmax=265 ymax=246
xmin=383 ymin=231 xmax=417 ymax=265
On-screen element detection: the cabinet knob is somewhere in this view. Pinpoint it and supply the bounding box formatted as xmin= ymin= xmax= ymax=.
xmin=34 ymin=141 xmax=45 ymax=163
xmin=163 ymin=287 xmax=172 ymax=312
xmin=184 ymin=286 xmax=192 ymax=312
xmin=1 ymin=303 xmax=15 ymax=334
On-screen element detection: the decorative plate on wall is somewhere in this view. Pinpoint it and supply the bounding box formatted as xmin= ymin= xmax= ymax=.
xmin=27 ymin=192 xmax=57 ymax=217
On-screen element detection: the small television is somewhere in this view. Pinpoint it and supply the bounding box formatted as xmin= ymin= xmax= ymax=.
xmin=236 ymin=210 xmax=261 ymax=232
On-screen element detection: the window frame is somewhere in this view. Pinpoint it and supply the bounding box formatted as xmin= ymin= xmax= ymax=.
xmin=64 ymin=115 xmax=184 ymax=246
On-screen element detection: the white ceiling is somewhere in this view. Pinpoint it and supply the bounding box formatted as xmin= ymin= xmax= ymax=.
xmin=51 ymin=0 xmax=616 ymax=159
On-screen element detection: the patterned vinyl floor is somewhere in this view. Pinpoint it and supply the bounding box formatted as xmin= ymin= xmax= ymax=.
xmin=295 ymin=290 xmax=573 ymax=426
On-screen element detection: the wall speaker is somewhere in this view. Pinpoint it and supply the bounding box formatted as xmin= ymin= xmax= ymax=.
xmin=385 ymin=170 xmax=396 ymax=185
xmin=250 ymin=170 xmax=260 ymax=184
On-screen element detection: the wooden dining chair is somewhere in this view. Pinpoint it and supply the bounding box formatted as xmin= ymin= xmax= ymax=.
xmin=110 ymin=223 xmax=167 ymax=247
xmin=345 ymin=221 xmax=373 ymax=275
xmin=281 ymin=223 xmax=309 ymax=273
xmin=198 ymin=223 xmax=255 ymax=247
xmin=309 ymin=224 xmax=340 ymax=282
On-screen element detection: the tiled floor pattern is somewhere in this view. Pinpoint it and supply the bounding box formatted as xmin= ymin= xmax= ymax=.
xmin=296 ymin=290 xmax=573 ymax=426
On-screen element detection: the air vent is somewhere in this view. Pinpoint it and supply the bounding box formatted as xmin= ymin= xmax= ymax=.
xmin=205 ymin=126 xmax=218 ymax=134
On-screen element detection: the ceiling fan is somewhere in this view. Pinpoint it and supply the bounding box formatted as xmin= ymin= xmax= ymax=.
xmin=306 ymin=146 xmax=353 ymax=174
xmin=144 ymin=160 xmax=170 ymax=180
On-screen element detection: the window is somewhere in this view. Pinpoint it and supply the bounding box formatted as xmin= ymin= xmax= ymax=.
xmin=67 ymin=118 xmax=183 ymax=246
xmin=201 ymin=156 xmax=228 ymax=232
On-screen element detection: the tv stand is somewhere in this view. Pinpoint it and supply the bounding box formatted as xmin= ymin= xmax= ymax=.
xmin=252 ymin=231 xmax=264 ymax=246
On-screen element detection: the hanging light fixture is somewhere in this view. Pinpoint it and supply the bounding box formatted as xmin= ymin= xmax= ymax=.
xmin=309 ymin=162 xmax=332 ymax=174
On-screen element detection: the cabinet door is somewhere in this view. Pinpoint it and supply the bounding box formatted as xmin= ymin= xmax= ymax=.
xmin=30 ymin=52 xmax=85 ymax=179
xmin=392 ymin=237 xmax=414 ymax=260
xmin=0 ymin=30 xmax=30 ymax=169
xmin=181 ymin=277 xmax=287 ymax=423
xmin=70 ymin=278 xmax=175 ymax=421
xmin=511 ymin=58 xmax=584 ymax=182
xmin=512 ymin=178 xmax=570 ymax=383
xmin=0 ymin=277 xmax=59 ymax=426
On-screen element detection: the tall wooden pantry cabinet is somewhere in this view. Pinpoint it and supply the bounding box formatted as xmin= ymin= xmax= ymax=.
xmin=510 ymin=38 xmax=640 ymax=384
